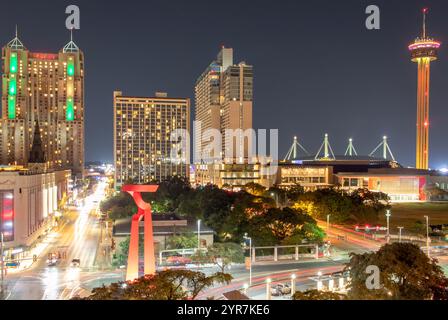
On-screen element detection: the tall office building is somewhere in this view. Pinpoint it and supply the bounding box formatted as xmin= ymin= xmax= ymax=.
xmin=0 ymin=29 xmax=85 ymax=177
xmin=113 ymin=91 xmax=190 ymax=188
xmin=194 ymin=47 xmax=253 ymax=163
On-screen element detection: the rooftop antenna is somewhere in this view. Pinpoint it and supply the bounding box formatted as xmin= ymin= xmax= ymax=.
xmin=369 ymin=136 xmax=396 ymax=161
xmin=15 ymin=24 xmax=18 ymax=38
xmin=422 ymin=8 xmax=428 ymax=39
xmin=345 ymin=138 xmax=358 ymax=156
xmin=62 ymin=27 xmax=79 ymax=53
xmin=284 ymin=136 xmax=310 ymax=161
xmin=315 ymin=133 xmax=335 ymax=160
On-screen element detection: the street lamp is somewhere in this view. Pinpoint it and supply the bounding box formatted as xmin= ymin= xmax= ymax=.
xmin=0 ymin=232 xmax=4 ymax=295
xmin=397 ymin=226 xmax=404 ymax=243
xmin=242 ymin=283 xmax=249 ymax=295
xmin=266 ymin=278 xmax=272 ymax=300
xmin=244 ymin=233 xmax=252 ymax=286
xmin=326 ymin=214 xmax=331 ymax=232
xmin=385 ymin=209 xmax=391 ymax=243
xmin=291 ymin=274 xmax=296 ymax=297
xmin=270 ymin=192 xmax=278 ymax=207
xmin=424 ymin=215 xmax=430 ymax=257
xmin=197 ymin=219 xmax=201 ymax=250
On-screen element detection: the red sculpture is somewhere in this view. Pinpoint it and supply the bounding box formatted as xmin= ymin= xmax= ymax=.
xmin=122 ymin=184 xmax=159 ymax=281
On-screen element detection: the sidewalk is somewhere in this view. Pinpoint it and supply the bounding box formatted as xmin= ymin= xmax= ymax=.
xmin=5 ymin=216 xmax=69 ymax=274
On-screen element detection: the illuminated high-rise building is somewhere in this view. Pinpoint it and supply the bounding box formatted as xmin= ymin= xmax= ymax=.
xmin=113 ymin=91 xmax=190 ymax=188
xmin=409 ymin=9 xmax=440 ymax=170
xmin=0 ymin=29 xmax=84 ymax=177
xmin=194 ymin=47 xmax=253 ymax=163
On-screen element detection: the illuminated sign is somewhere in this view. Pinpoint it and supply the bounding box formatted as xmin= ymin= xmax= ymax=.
xmin=0 ymin=191 xmax=14 ymax=242
xmin=8 ymin=96 xmax=16 ymax=119
xmin=66 ymin=98 xmax=74 ymax=121
xmin=67 ymin=58 xmax=75 ymax=76
xmin=10 ymin=52 xmax=18 ymax=73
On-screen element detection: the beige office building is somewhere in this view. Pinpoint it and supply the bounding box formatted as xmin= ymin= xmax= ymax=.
xmin=0 ymin=30 xmax=85 ymax=177
xmin=113 ymin=91 xmax=190 ymax=188
xmin=194 ymin=47 xmax=253 ymax=163
xmin=0 ymin=166 xmax=70 ymax=257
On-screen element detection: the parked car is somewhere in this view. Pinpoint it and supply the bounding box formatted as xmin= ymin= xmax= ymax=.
xmin=270 ymin=283 xmax=292 ymax=296
xmin=5 ymin=261 xmax=20 ymax=268
xmin=71 ymin=259 xmax=81 ymax=267
xmin=280 ymin=283 xmax=291 ymax=295
xmin=270 ymin=285 xmax=281 ymax=296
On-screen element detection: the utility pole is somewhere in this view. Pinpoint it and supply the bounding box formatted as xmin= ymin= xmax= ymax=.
xmin=244 ymin=233 xmax=252 ymax=286
xmin=1 ymin=232 xmax=4 ymax=295
xmin=197 ymin=219 xmax=201 ymax=250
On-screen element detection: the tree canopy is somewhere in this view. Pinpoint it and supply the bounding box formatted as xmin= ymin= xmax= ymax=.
xmin=76 ymin=270 xmax=232 ymax=300
xmin=346 ymin=242 xmax=448 ymax=300
xmin=293 ymin=188 xmax=389 ymax=224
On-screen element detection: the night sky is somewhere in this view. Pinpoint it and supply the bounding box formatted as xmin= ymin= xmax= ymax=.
xmin=1 ymin=0 xmax=447 ymax=169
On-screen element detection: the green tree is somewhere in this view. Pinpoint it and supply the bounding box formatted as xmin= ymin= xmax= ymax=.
xmin=77 ymin=270 xmax=232 ymax=300
xmin=112 ymin=236 xmax=143 ymax=267
xmin=100 ymin=191 xmax=136 ymax=221
xmin=165 ymin=232 xmax=198 ymax=249
xmin=195 ymin=185 xmax=235 ymax=240
xmin=293 ymin=188 xmax=387 ymax=224
xmin=346 ymin=243 xmax=448 ymax=300
xmin=243 ymin=182 xmax=266 ymax=196
xmin=248 ymin=207 xmax=322 ymax=246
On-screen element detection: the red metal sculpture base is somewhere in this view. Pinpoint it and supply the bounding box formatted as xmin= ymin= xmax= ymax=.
xmin=122 ymin=184 xmax=158 ymax=281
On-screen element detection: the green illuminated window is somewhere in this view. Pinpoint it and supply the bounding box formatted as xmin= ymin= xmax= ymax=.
xmin=8 ymin=96 xmax=16 ymax=119
xmin=66 ymin=98 xmax=74 ymax=121
xmin=67 ymin=59 xmax=75 ymax=76
xmin=10 ymin=52 xmax=17 ymax=74
xmin=9 ymin=78 xmax=17 ymax=96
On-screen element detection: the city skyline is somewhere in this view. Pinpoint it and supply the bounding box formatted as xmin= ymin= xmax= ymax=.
xmin=1 ymin=0 xmax=448 ymax=169
xmin=2 ymin=1 xmax=448 ymax=305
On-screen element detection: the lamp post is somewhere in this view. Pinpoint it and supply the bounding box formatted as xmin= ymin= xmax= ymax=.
xmin=270 ymin=192 xmax=278 ymax=208
xmin=197 ymin=219 xmax=201 ymax=250
xmin=385 ymin=210 xmax=391 ymax=243
xmin=326 ymin=214 xmax=331 ymax=232
xmin=242 ymin=283 xmax=249 ymax=295
xmin=397 ymin=227 xmax=403 ymax=243
xmin=291 ymin=274 xmax=296 ymax=297
xmin=317 ymin=271 xmax=323 ymax=291
xmin=266 ymin=278 xmax=272 ymax=300
xmin=244 ymin=233 xmax=252 ymax=286
xmin=1 ymin=232 xmax=4 ymax=295
xmin=424 ymin=215 xmax=430 ymax=257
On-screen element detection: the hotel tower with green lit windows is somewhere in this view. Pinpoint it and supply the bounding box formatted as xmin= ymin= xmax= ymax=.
xmin=0 ymin=31 xmax=84 ymax=177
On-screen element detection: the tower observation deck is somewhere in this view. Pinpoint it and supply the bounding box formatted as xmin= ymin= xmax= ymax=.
xmin=409 ymin=8 xmax=441 ymax=170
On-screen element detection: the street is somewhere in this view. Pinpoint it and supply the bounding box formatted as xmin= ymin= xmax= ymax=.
xmin=0 ymin=181 xmax=120 ymax=300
